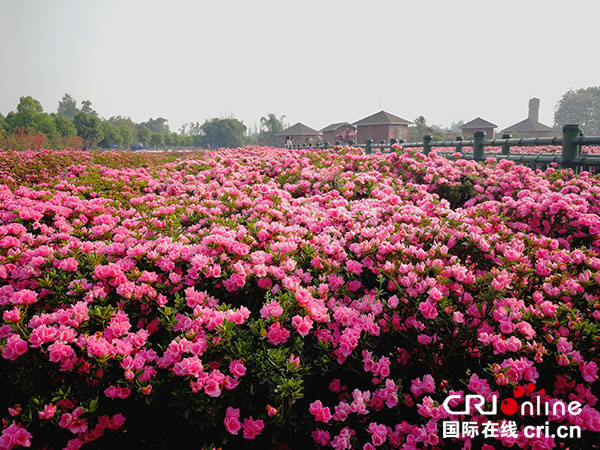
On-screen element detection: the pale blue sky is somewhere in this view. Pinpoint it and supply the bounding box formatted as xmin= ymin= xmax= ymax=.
xmin=1 ymin=0 xmax=598 ymax=132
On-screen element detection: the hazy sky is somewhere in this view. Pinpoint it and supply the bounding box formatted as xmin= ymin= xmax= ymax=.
xmin=1 ymin=0 xmax=599 ymax=133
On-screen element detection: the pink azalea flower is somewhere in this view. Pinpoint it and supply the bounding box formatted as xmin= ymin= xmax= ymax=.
xmin=309 ymin=400 xmax=332 ymax=423
xmin=267 ymin=322 xmax=290 ymax=345
xmin=224 ymin=407 xmax=241 ymax=435
xmin=241 ymin=416 xmax=264 ymax=439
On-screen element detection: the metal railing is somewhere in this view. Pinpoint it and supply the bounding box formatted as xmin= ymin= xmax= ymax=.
xmin=292 ymin=124 xmax=600 ymax=170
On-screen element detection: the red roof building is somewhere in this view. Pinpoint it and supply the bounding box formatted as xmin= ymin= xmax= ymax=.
xmin=276 ymin=122 xmax=322 ymax=146
xmin=320 ymin=122 xmax=357 ymax=144
xmin=460 ymin=117 xmax=497 ymax=139
xmin=353 ymin=110 xmax=412 ymax=144
xmin=502 ymin=98 xmax=553 ymax=137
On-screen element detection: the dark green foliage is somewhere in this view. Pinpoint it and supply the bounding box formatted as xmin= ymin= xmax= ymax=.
xmin=57 ymin=94 xmax=78 ymax=120
xmin=54 ymin=115 xmax=78 ymax=137
xmin=200 ymin=117 xmax=249 ymax=148
xmin=554 ymin=86 xmax=600 ymax=135
xmin=74 ymin=111 xmax=104 ymax=148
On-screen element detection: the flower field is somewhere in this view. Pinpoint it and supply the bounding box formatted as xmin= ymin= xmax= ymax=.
xmin=1 ymin=147 xmax=599 ymax=449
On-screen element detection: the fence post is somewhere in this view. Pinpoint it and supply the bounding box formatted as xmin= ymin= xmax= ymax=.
xmin=423 ymin=135 xmax=432 ymax=155
xmin=561 ymin=124 xmax=580 ymax=169
xmin=473 ymin=131 xmax=485 ymax=161
xmin=455 ymin=136 xmax=463 ymax=154
xmin=365 ymin=139 xmax=373 ymax=154
xmin=501 ymin=133 xmax=511 ymax=155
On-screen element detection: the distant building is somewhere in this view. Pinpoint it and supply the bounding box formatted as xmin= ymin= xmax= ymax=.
xmin=439 ymin=130 xmax=458 ymax=139
xmin=502 ymin=98 xmax=553 ymax=137
xmin=320 ymin=122 xmax=357 ymax=144
xmin=256 ymin=135 xmax=268 ymax=146
xmin=459 ymin=117 xmax=497 ymax=139
xmin=353 ymin=110 xmax=412 ymax=144
xmin=276 ymin=122 xmax=322 ymax=146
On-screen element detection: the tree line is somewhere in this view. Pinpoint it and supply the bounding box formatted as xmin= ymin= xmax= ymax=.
xmin=0 ymin=94 xmax=287 ymax=150
xmin=1 ymin=87 xmax=597 ymax=151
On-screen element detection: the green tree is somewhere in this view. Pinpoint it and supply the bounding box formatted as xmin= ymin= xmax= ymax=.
xmin=57 ymin=94 xmax=78 ymax=120
xmin=150 ymin=132 xmax=164 ymax=148
xmin=6 ymin=111 xmax=35 ymax=133
xmin=192 ymin=135 xmax=204 ymax=147
xmin=137 ymin=126 xmax=151 ymax=147
xmin=450 ymin=120 xmax=465 ymax=133
xmin=35 ymin=113 xmax=58 ymax=138
xmin=259 ymin=113 xmax=285 ymax=145
xmin=98 ymin=121 xmax=123 ymax=148
xmin=74 ymin=111 xmax=104 ymax=148
xmin=176 ymin=134 xmax=185 ymax=147
xmin=164 ymin=133 xmax=175 ymax=147
xmin=6 ymin=96 xmax=44 ymax=132
xmin=141 ymin=117 xmax=170 ymax=134
xmin=108 ymin=115 xmax=136 ymax=131
xmin=200 ymin=117 xmax=248 ymax=148
xmin=80 ymin=100 xmax=97 ymax=116
xmin=54 ymin=116 xmax=78 ymax=137
xmin=0 ymin=114 xmax=7 ymax=133
xmin=554 ymin=86 xmax=600 ymax=135
xmin=415 ymin=116 xmax=427 ymax=127
xmin=179 ymin=122 xmax=202 ymax=136
xmin=406 ymin=115 xmax=429 ymax=141
xmin=16 ymin=96 xmax=43 ymax=115
xmin=119 ymin=126 xmax=133 ymax=147
xmin=174 ymin=134 xmax=186 ymax=147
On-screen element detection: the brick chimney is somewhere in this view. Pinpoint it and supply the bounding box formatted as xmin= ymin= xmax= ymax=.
xmin=528 ymin=98 xmax=540 ymax=123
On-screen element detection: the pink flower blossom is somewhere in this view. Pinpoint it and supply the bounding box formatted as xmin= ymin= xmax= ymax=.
xmin=0 ymin=423 xmax=32 ymax=449
xmin=104 ymin=385 xmax=131 ymax=399
xmin=229 ymin=359 xmax=246 ymax=378
xmin=57 ymin=258 xmax=78 ymax=272
xmin=204 ymin=374 xmax=223 ymax=398
xmin=241 ymin=416 xmax=264 ymax=439
xmin=368 ymin=422 xmax=388 ymax=446
xmin=1 ymin=334 xmax=28 ymax=361
xmin=291 ymin=315 xmax=313 ymax=336
xmin=110 ymin=413 xmax=127 ymax=429
xmin=11 ymin=289 xmax=37 ymax=305
xmin=312 ymin=429 xmax=331 ymax=446
xmin=582 ymin=361 xmax=598 ymax=383
xmin=265 ymin=404 xmax=277 ymax=417
xmin=224 ymin=407 xmax=241 ymax=435
xmin=2 ymin=308 xmax=20 ymax=323
xmin=418 ymin=300 xmax=438 ymax=319
xmin=309 ymin=400 xmax=332 ymax=423
xmin=267 ymin=322 xmax=290 ymax=345
xmin=38 ymin=404 xmax=57 ymax=420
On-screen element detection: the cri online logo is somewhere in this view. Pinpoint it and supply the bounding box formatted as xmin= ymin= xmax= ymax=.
xmin=442 ymin=383 xmax=582 ymax=417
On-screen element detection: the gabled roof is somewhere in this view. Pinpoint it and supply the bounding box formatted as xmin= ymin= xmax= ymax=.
xmin=501 ymin=118 xmax=553 ymax=133
xmin=276 ymin=122 xmax=321 ymax=136
xmin=320 ymin=122 xmax=357 ymax=132
xmin=460 ymin=117 xmax=497 ymax=129
xmin=353 ymin=110 xmax=412 ymax=127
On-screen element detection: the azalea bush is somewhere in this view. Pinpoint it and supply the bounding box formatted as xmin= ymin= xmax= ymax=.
xmin=0 ymin=147 xmax=599 ymax=449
